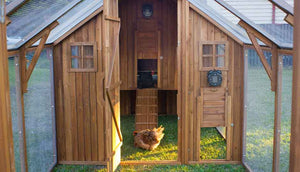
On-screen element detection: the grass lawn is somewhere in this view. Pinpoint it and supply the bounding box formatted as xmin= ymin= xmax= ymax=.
xmin=53 ymin=164 xmax=245 ymax=172
xmin=121 ymin=115 xmax=226 ymax=161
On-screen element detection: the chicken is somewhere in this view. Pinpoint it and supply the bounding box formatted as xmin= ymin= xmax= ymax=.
xmin=133 ymin=126 xmax=165 ymax=151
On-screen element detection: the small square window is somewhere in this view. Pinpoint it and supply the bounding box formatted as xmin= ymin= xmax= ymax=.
xmin=69 ymin=43 xmax=97 ymax=72
xmin=200 ymin=42 xmax=228 ymax=70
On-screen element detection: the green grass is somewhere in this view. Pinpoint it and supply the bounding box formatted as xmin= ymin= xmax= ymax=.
xmin=245 ymin=68 xmax=292 ymax=172
xmin=200 ymin=128 xmax=226 ymax=160
xmin=53 ymin=164 xmax=245 ymax=172
xmin=121 ymin=115 xmax=226 ymax=161
xmin=121 ymin=115 xmax=178 ymax=161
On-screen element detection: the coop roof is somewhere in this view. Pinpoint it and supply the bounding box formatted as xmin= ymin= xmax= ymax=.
xmin=6 ymin=0 xmax=293 ymax=51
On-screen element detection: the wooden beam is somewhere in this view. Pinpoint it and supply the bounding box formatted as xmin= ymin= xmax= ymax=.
xmin=104 ymin=15 xmax=121 ymax=22
xmin=290 ymin=0 xmax=300 ymax=171
xmin=5 ymin=16 xmax=11 ymax=25
xmin=285 ymin=14 xmax=294 ymax=26
xmin=24 ymin=31 xmax=50 ymax=83
xmin=239 ymin=21 xmax=273 ymax=48
xmin=7 ymin=44 xmax=53 ymax=58
xmin=268 ymin=0 xmax=294 ymax=16
xmin=23 ymin=21 xmax=58 ymax=49
xmin=0 ymin=0 xmax=15 ymax=171
xmin=246 ymin=31 xmax=272 ymax=80
xmin=15 ymin=56 xmax=28 ymax=172
xmin=272 ymin=55 xmax=282 ymax=172
xmin=188 ymin=160 xmax=241 ymax=165
xmin=20 ymin=21 xmax=58 ymax=92
xmin=244 ymin=44 xmax=294 ymax=56
xmin=271 ymin=44 xmax=279 ymax=91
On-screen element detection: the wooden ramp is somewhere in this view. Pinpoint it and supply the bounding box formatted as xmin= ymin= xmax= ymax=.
xmin=135 ymin=89 xmax=158 ymax=131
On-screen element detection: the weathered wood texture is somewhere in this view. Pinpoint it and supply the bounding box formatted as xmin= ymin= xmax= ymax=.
xmin=103 ymin=0 xmax=121 ymax=171
xmin=290 ymin=0 xmax=300 ymax=171
xmin=119 ymin=0 xmax=177 ymax=90
xmin=0 ymin=4 xmax=15 ymax=171
xmin=177 ymin=6 xmax=244 ymax=162
xmin=53 ymin=13 xmax=106 ymax=163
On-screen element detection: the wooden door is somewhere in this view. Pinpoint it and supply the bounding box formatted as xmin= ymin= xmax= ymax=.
xmin=135 ymin=31 xmax=161 ymax=88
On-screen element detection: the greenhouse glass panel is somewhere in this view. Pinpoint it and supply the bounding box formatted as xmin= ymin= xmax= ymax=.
xmin=6 ymin=0 xmax=80 ymax=50
xmin=212 ymin=0 xmax=293 ymax=49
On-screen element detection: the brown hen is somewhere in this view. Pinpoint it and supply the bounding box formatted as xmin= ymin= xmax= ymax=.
xmin=133 ymin=126 xmax=165 ymax=151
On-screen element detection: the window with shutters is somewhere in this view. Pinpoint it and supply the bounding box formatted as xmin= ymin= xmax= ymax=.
xmin=199 ymin=41 xmax=228 ymax=71
xmin=69 ymin=42 xmax=97 ymax=72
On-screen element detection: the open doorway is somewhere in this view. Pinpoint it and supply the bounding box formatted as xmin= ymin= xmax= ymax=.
xmin=119 ymin=0 xmax=178 ymax=162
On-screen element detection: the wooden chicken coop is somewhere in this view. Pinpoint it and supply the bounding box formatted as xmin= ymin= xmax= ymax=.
xmin=1 ymin=0 xmax=300 ymax=172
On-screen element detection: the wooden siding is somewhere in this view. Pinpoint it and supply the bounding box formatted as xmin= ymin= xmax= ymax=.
xmin=178 ymin=7 xmax=244 ymax=162
xmin=53 ymin=13 xmax=106 ymax=163
xmin=120 ymin=90 xmax=177 ymax=115
xmin=119 ymin=0 xmax=177 ymax=90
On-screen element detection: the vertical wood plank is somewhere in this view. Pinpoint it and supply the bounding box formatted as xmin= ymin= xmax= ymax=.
xmin=290 ymin=0 xmax=300 ymax=170
xmin=272 ymin=54 xmax=282 ymax=172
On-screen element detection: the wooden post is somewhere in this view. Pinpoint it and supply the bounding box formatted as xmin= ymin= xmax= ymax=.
xmin=273 ymin=55 xmax=282 ymax=172
xmin=242 ymin=48 xmax=248 ymax=163
xmin=290 ymin=0 xmax=300 ymax=171
xmin=0 ymin=0 xmax=15 ymax=171
xmin=15 ymin=56 xmax=28 ymax=172
xmin=177 ymin=0 xmax=190 ymax=164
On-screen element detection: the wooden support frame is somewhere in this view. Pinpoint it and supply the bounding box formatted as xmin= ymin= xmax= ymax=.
xmin=285 ymin=14 xmax=294 ymax=26
xmin=246 ymin=31 xmax=272 ymax=80
xmin=290 ymin=0 xmax=300 ymax=171
xmin=19 ymin=21 xmax=58 ymax=93
xmin=272 ymin=55 xmax=283 ymax=172
xmin=0 ymin=0 xmax=15 ymax=171
xmin=268 ymin=0 xmax=294 ymax=26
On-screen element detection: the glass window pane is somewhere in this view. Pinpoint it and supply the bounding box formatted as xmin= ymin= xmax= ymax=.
xmin=83 ymin=59 xmax=94 ymax=69
xmin=203 ymin=56 xmax=213 ymax=67
xmin=84 ymin=45 xmax=94 ymax=57
xmin=71 ymin=58 xmax=80 ymax=69
xmin=216 ymin=56 xmax=225 ymax=67
xmin=216 ymin=44 xmax=225 ymax=55
xmin=71 ymin=46 xmax=80 ymax=57
xmin=203 ymin=45 xmax=213 ymax=55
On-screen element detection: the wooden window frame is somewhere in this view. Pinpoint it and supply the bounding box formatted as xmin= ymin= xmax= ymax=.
xmin=199 ymin=41 xmax=229 ymax=71
xmin=69 ymin=42 xmax=97 ymax=72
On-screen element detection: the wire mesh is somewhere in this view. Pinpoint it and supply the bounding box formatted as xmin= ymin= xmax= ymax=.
xmin=8 ymin=56 xmax=22 ymax=172
xmin=23 ymin=48 xmax=56 ymax=172
xmin=245 ymin=48 xmax=275 ymax=171
xmin=279 ymin=55 xmax=292 ymax=171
